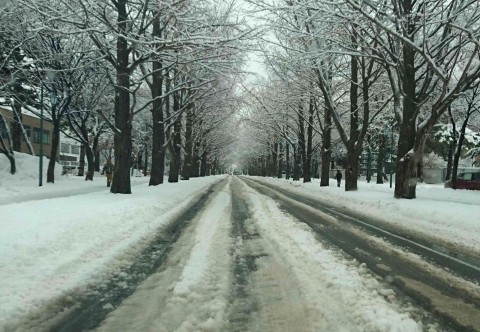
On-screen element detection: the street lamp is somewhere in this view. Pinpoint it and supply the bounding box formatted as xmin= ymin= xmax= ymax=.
xmin=366 ymin=134 xmax=372 ymax=183
xmin=39 ymin=81 xmax=57 ymax=187
xmin=39 ymin=85 xmax=44 ymax=186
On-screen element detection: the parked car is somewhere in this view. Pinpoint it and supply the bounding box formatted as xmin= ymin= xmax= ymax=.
xmin=444 ymin=172 xmax=480 ymax=190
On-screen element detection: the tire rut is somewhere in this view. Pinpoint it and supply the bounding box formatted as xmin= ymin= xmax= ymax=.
xmin=226 ymin=178 xmax=264 ymax=331
xmin=13 ymin=180 xmax=225 ymax=332
xmin=240 ymin=177 xmax=480 ymax=331
xmin=227 ymin=178 xmax=318 ymax=332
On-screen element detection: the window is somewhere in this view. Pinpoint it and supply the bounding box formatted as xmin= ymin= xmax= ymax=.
xmin=458 ymin=173 xmax=472 ymax=180
xmin=33 ymin=128 xmax=50 ymax=144
xmin=33 ymin=128 xmax=41 ymax=143
xmin=71 ymin=145 xmax=80 ymax=154
xmin=61 ymin=143 xmax=70 ymax=153
xmin=42 ymin=130 xmax=50 ymax=145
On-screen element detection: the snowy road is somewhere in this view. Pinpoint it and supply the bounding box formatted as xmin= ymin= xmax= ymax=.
xmin=89 ymin=177 xmax=430 ymax=331
xmin=241 ymin=177 xmax=480 ymax=331
xmin=4 ymin=176 xmax=480 ymax=331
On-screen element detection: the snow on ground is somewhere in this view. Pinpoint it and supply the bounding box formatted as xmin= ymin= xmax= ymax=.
xmin=1 ymin=154 xmax=478 ymax=331
xmin=241 ymin=180 xmax=424 ymax=331
xmin=0 ymin=153 xmax=136 ymax=205
xmin=248 ymin=176 xmax=480 ymax=254
xmin=97 ymin=179 xmax=233 ymax=332
xmin=0 ymin=153 xmax=226 ymax=327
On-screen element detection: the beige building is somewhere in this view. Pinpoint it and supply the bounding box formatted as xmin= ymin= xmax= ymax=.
xmin=0 ymin=106 xmax=57 ymax=159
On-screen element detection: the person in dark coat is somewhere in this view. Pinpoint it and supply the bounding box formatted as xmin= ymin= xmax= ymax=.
xmin=101 ymin=158 xmax=114 ymax=187
xmin=336 ymin=169 xmax=342 ymax=187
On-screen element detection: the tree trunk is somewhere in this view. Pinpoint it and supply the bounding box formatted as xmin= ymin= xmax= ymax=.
xmin=210 ymin=157 xmax=217 ymax=175
xmin=47 ymin=121 xmax=60 ymax=183
xmin=345 ymin=38 xmax=360 ymax=191
xmin=200 ymin=150 xmax=207 ymax=177
xmin=345 ymin=150 xmax=360 ymax=190
xmin=94 ymin=149 xmax=100 ymax=172
xmin=168 ymin=113 xmax=182 ymax=183
xmin=137 ymin=150 xmax=143 ymax=173
xmin=292 ymin=144 xmax=300 ymax=181
xmin=298 ymin=105 xmax=308 ymax=182
xmin=0 ymin=113 xmax=16 ymax=174
xmin=304 ymin=95 xmax=314 ymax=182
xmin=1 ymin=151 xmax=16 ymax=174
xmin=451 ymin=112 xmax=472 ymax=189
xmin=270 ymin=143 xmax=279 ymax=177
xmin=377 ymin=134 xmax=385 ymax=184
xmin=143 ymin=145 xmax=149 ymax=176
xmin=78 ymin=144 xmax=86 ymax=177
xmin=110 ymin=0 xmax=132 ymax=194
xmin=191 ymin=141 xmax=200 ymax=177
xmin=394 ymin=0 xmax=418 ymax=199
xmin=85 ymin=146 xmax=95 ymax=181
xmin=320 ymin=107 xmax=332 ymax=187
xmin=181 ymin=108 xmax=193 ymax=180
xmin=345 ymin=146 xmax=361 ymax=191
xmin=12 ymin=100 xmax=22 ymax=152
xmin=149 ymin=15 xmax=165 ymax=186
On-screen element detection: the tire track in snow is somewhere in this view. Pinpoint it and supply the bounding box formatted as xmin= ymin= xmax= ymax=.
xmin=241 ymin=177 xmax=480 ymax=331
xmin=226 ymin=178 xmax=263 ymax=331
xmin=227 ymin=177 xmax=322 ymax=332
xmin=96 ymin=178 xmax=233 ymax=332
xmin=12 ymin=180 xmax=225 ymax=332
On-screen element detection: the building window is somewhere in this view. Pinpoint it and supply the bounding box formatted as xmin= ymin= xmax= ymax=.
xmin=42 ymin=130 xmax=50 ymax=144
xmin=71 ymin=145 xmax=80 ymax=154
xmin=61 ymin=143 xmax=70 ymax=153
xmin=33 ymin=128 xmax=50 ymax=144
xmin=33 ymin=128 xmax=41 ymax=143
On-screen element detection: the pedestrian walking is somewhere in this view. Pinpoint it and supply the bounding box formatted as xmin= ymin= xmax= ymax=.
xmin=336 ymin=169 xmax=342 ymax=187
xmin=101 ymin=158 xmax=114 ymax=187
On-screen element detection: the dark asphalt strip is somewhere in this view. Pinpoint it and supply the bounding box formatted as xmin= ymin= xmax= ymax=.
xmin=40 ymin=180 xmax=225 ymax=332
xmin=241 ymin=177 xmax=480 ymax=332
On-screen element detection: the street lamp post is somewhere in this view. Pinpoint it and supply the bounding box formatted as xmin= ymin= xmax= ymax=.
xmin=39 ymin=85 xmax=44 ymax=187
xmin=366 ymin=134 xmax=371 ymax=183
xmin=389 ymin=125 xmax=393 ymax=188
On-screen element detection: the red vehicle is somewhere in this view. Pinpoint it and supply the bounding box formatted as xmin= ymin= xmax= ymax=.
xmin=445 ymin=172 xmax=480 ymax=190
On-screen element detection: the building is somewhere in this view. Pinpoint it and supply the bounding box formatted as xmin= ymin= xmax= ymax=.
xmin=59 ymin=134 xmax=86 ymax=175
xmin=0 ymin=106 xmax=56 ymax=159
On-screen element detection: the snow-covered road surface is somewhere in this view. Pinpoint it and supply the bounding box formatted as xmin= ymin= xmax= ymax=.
xmin=241 ymin=177 xmax=480 ymax=331
xmin=94 ymin=177 xmax=430 ymax=331
xmin=2 ymin=175 xmax=479 ymax=331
